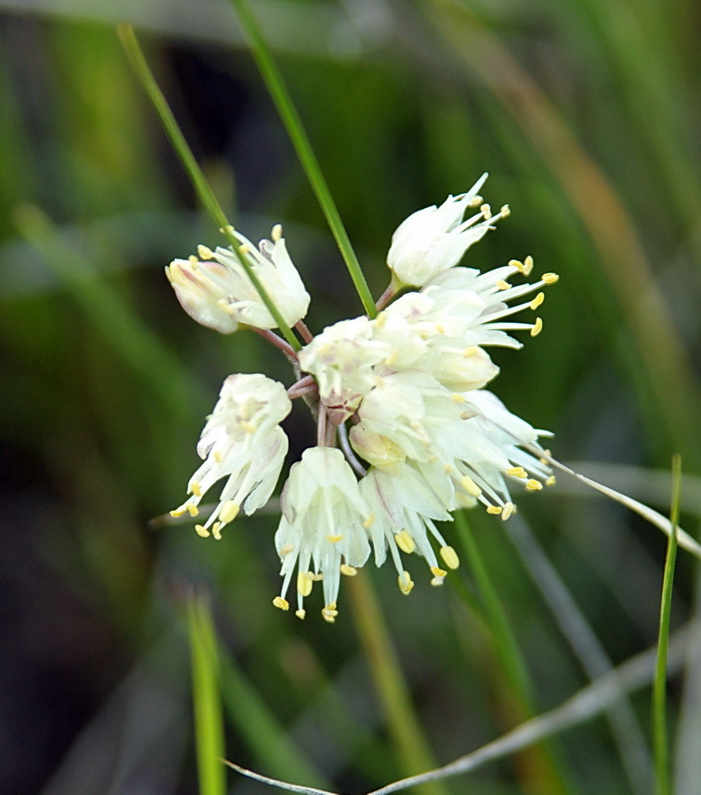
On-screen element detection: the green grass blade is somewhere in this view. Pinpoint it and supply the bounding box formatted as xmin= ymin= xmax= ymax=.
xmin=228 ymin=0 xmax=377 ymax=318
xmin=453 ymin=510 xmax=572 ymax=794
xmin=346 ymin=572 xmax=448 ymax=795
xmin=653 ymin=455 xmax=682 ymax=795
xmin=186 ymin=593 xmax=227 ymax=795
xmin=117 ymin=24 xmax=300 ymax=350
xmin=217 ymin=647 xmax=332 ymax=789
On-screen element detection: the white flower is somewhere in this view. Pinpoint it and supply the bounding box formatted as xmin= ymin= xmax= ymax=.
xmin=360 ymin=466 xmax=460 ymax=593
xmin=298 ymin=316 xmax=392 ymax=422
xmin=273 ymin=447 xmax=373 ymax=621
xmin=170 ymin=373 xmax=291 ymax=538
xmin=166 ymin=224 xmax=310 ymax=332
xmin=387 ymin=174 xmax=509 ymax=287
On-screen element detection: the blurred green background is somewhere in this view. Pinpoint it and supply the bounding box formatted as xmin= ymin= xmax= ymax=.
xmin=2 ymin=1 xmax=701 ymax=793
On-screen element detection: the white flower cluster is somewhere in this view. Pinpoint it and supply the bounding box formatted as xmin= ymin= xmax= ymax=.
xmin=168 ymin=175 xmax=558 ymax=621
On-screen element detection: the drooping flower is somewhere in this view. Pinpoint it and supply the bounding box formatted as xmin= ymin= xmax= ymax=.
xmin=166 ymin=224 xmax=310 ymax=332
xmin=273 ymin=446 xmax=373 ymax=621
xmin=170 ymin=373 xmax=291 ymax=538
xmin=387 ymin=173 xmax=510 ymax=287
xmin=360 ymin=465 xmax=459 ymax=593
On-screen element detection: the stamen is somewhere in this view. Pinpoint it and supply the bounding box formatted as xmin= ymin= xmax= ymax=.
xmin=295 ymin=609 xmax=306 ymax=620
xmin=500 ymin=204 xmax=510 ymax=217
xmin=190 ymin=481 xmax=203 ymax=497
xmin=486 ymin=505 xmax=503 ymax=515
xmin=501 ymin=502 xmax=515 ymax=520
xmin=197 ymin=245 xmax=214 ymax=260
xmin=526 ymin=479 xmax=543 ymax=491
xmin=460 ymin=475 xmax=482 ymax=497
xmin=219 ymin=501 xmax=239 ymax=524
xmin=341 ymin=564 xmax=358 ymax=576
xmin=297 ymin=571 xmax=313 ymax=597
xmin=398 ymin=571 xmax=415 ymax=595
xmin=440 ymin=546 xmax=460 ymax=570
xmin=546 ymin=475 xmax=557 ymax=486
xmin=431 ymin=566 xmax=448 ymax=578
xmin=211 ymin=522 xmax=222 ymax=540
xmin=542 ymin=272 xmax=559 ymax=284
xmin=194 ymin=524 xmax=210 ymax=538
xmin=480 ymin=203 xmax=492 ymax=219
xmin=505 ymin=466 xmax=528 ymax=479
xmin=238 ymin=243 xmax=251 ymax=255
xmin=327 ymin=534 xmax=343 ymax=543
xmin=273 ymin=596 xmax=289 ymax=611
xmin=523 ymin=255 xmax=534 ymax=275
xmin=271 ymin=223 xmax=283 ymax=241
xmin=496 ymin=280 xmax=511 ymax=290
xmin=395 ymin=530 xmax=415 ymax=554
xmin=530 ymin=317 xmax=543 ymax=337
xmin=529 ymin=292 xmax=545 ymax=310
xmin=322 ymin=603 xmax=338 ymax=623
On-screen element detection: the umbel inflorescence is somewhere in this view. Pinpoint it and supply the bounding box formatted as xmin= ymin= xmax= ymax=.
xmin=168 ymin=174 xmax=559 ymax=621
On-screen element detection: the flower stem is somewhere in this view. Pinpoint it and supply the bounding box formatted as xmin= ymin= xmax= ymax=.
xmin=653 ymin=455 xmax=682 ymax=795
xmin=117 ymin=24 xmax=300 ymax=351
xmin=228 ymin=0 xmax=377 ymax=319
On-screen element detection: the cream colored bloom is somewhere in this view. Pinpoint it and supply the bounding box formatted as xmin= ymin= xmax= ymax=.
xmin=170 ymin=373 xmax=291 ymax=538
xmin=273 ymin=447 xmax=373 ymax=621
xmin=387 ymin=174 xmax=509 ymax=287
xmin=166 ymin=224 xmax=310 ymax=332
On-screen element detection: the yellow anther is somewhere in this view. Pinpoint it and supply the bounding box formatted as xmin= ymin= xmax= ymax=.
xmin=530 ymin=292 xmax=545 ymax=310
xmin=238 ymin=243 xmax=251 ymax=255
xmin=188 ymin=254 xmax=198 ymax=265
xmin=213 ymin=450 xmax=223 ymax=463
xmin=340 ymin=564 xmax=358 ymax=577
xmin=239 ymin=420 xmax=256 ymax=433
xmin=435 ymin=323 xmax=446 ymax=335
xmin=451 ymin=392 xmax=465 ymax=402
xmin=188 ymin=501 xmax=201 ymax=517
xmin=496 ymin=280 xmax=510 ymax=290
xmin=440 ymin=546 xmax=460 ymax=570
xmin=384 ymin=351 xmax=398 ymax=367
xmin=279 ymin=543 xmax=294 ymax=556
xmin=526 ymin=479 xmax=543 ymax=491
xmin=322 ymin=604 xmax=338 ymax=623
xmin=398 ymin=571 xmax=415 ymax=595
xmin=505 ymin=466 xmax=528 ymax=478
xmin=363 ymin=514 xmax=375 ymax=529
xmin=542 ymin=272 xmax=559 ymax=285
xmin=469 ymin=194 xmax=483 ymax=207
xmin=431 ymin=566 xmax=448 ymax=578
xmin=508 ymin=258 xmax=524 ymax=272
xmin=500 ymin=204 xmax=511 ymax=217
xmin=271 ymin=223 xmax=283 ymax=241
xmin=546 ymin=475 xmax=557 ymax=486
xmin=463 ymin=346 xmax=479 ymax=356
xmin=194 ymin=524 xmax=210 ymax=538
xmin=170 ymin=507 xmax=186 ymax=518
xmin=523 ymin=255 xmax=534 ymax=275
xmin=501 ymin=502 xmax=515 ymax=520
xmin=395 ymin=530 xmax=415 ymax=554
xmin=273 ymin=596 xmax=289 ymax=611
xmin=197 ymin=244 xmax=214 ymax=259
xmin=460 ymin=475 xmax=482 ymax=497
xmin=327 ymin=534 xmax=343 ymax=543
xmin=297 ymin=571 xmax=313 ymax=597
xmin=530 ymin=317 xmax=543 ymax=337
xmin=486 ymin=505 xmax=503 ymax=515
xmin=190 ymin=481 xmax=203 ymax=497
xmin=480 ymin=203 xmax=492 ymax=219
xmin=295 ymin=609 xmax=306 ymax=620
xmin=222 ymin=225 xmax=235 ymax=235
xmin=219 ymin=501 xmax=239 ymax=524
xmin=212 ymin=522 xmax=222 ymax=540
xmin=431 ymin=576 xmax=445 ymax=587
xmin=310 ymin=572 xmax=324 ymax=581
